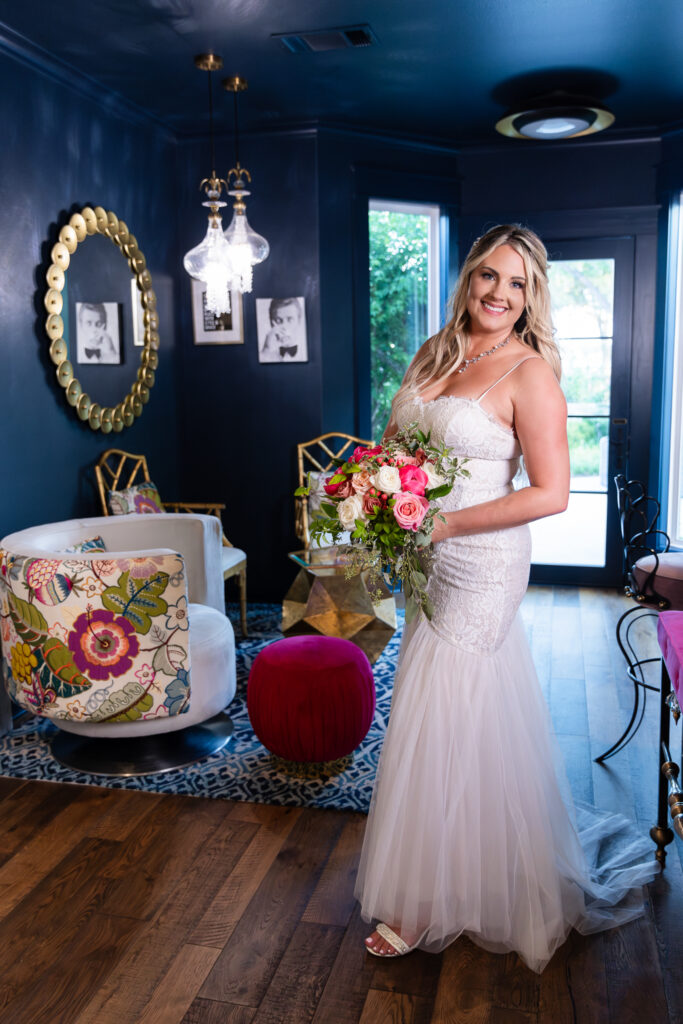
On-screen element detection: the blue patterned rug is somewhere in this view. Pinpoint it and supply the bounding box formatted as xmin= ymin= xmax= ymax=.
xmin=0 ymin=604 xmax=403 ymax=812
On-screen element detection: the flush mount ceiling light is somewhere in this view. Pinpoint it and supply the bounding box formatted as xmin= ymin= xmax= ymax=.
xmin=496 ymin=96 xmax=614 ymax=140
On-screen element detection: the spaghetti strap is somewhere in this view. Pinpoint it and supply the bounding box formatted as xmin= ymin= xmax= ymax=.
xmin=476 ymin=356 xmax=539 ymax=402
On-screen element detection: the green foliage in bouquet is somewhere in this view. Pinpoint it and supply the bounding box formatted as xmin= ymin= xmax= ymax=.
xmin=295 ymin=424 xmax=469 ymax=624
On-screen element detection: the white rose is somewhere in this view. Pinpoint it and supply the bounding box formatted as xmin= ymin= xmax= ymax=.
xmin=422 ymin=462 xmax=445 ymax=490
xmin=338 ymin=494 xmax=365 ymax=530
xmin=372 ymin=465 xmax=401 ymax=493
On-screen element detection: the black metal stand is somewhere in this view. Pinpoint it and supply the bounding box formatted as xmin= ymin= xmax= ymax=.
xmin=595 ymin=603 xmax=661 ymax=763
xmin=50 ymin=712 xmax=234 ymax=777
xmin=650 ymin=661 xmax=675 ymax=866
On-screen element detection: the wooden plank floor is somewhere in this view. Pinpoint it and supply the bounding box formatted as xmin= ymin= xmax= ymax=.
xmin=0 ymin=586 xmax=681 ymax=1024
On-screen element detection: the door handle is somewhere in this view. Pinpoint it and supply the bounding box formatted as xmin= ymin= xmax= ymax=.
xmin=610 ymin=417 xmax=629 ymax=472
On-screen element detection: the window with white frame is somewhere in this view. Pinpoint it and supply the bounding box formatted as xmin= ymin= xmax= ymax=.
xmin=368 ymin=199 xmax=442 ymax=439
xmin=668 ymin=195 xmax=683 ymax=547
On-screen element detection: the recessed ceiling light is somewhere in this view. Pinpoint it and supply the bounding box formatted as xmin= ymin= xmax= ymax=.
xmin=496 ymin=100 xmax=614 ymax=140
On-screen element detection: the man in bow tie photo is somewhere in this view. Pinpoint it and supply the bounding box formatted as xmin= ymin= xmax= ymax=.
xmin=258 ymin=296 xmax=307 ymax=363
xmin=76 ymin=301 xmax=120 ymax=364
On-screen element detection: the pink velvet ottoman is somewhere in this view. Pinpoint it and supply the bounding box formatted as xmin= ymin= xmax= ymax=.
xmin=657 ymin=611 xmax=683 ymax=707
xmin=247 ymin=635 xmax=375 ymax=762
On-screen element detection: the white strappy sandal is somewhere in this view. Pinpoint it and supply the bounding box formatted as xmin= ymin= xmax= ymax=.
xmin=365 ymin=922 xmax=415 ymax=958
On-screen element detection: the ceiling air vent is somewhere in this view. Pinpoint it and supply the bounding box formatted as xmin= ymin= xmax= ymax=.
xmin=273 ymin=25 xmax=378 ymax=54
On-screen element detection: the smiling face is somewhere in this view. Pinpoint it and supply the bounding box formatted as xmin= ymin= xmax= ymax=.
xmin=466 ymin=243 xmax=526 ymax=338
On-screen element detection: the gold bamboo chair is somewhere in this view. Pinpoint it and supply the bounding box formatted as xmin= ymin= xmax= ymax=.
xmin=295 ymin=432 xmax=373 ymax=550
xmin=94 ymin=448 xmax=247 ymax=636
xmin=287 ymin=431 xmax=397 ymax=664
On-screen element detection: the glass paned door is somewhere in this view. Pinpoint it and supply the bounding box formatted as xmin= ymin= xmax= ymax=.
xmin=529 ymin=238 xmax=634 ymax=586
xmin=368 ymin=200 xmax=441 ymax=439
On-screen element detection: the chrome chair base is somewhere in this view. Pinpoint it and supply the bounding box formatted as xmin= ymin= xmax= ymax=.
xmin=50 ymin=712 xmax=234 ymax=777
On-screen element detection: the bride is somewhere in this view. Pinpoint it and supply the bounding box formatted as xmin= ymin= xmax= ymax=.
xmin=355 ymin=223 xmax=660 ymax=970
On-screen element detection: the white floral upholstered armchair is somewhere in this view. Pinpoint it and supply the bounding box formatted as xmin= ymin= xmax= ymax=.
xmin=0 ymin=513 xmax=236 ymax=774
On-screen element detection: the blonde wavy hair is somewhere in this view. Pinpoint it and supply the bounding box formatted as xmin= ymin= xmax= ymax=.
xmin=393 ymin=224 xmax=561 ymax=413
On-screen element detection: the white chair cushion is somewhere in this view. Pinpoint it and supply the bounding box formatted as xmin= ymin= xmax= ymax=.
xmin=221 ymin=546 xmax=246 ymax=574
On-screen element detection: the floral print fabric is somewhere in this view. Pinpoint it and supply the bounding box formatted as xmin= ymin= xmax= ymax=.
xmin=0 ymin=549 xmax=191 ymax=723
xmin=107 ymin=482 xmax=165 ymax=515
xmin=65 ymin=535 xmax=107 ymax=553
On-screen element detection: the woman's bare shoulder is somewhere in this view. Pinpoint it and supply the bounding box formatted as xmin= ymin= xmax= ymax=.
xmin=514 ymin=354 xmax=558 ymax=381
xmin=511 ymin=356 xmax=565 ymax=409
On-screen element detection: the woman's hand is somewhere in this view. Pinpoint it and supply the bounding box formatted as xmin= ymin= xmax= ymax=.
xmin=430 ymin=512 xmax=454 ymax=544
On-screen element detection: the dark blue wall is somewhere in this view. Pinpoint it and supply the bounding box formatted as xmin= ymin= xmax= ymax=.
xmin=0 ymin=50 xmax=180 ymax=538
xmin=175 ymin=130 xmax=321 ymax=601
xmin=458 ymin=136 xmax=660 ymax=216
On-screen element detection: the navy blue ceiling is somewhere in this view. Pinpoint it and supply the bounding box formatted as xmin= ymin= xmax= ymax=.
xmin=0 ymin=0 xmax=682 ymax=144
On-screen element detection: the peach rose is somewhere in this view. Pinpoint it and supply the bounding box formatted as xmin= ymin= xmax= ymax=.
xmin=351 ymin=469 xmax=373 ymax=494
xmin=393 ymin=491 xmax=429 ymax=532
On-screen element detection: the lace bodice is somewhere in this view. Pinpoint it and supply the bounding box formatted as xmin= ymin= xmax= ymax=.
xmin=394 ymin=379 xmax=531 ymax=655
xmin=396 ymin=392 xmax=523 ymax=511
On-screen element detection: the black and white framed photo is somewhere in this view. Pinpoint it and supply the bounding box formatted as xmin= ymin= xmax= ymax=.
xmin=131 ymin=278 xmax=145 ymax=346
xmin=256 ymin=297 xmax=308 ymax=363
xmin=191 ymin=279 xmax=243 ymax=344
xmin=75 ymin=301 xmax=121 ymax=364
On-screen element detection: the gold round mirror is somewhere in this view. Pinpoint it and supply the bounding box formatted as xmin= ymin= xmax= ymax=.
xmin=43 ymin=206 xmax=159 ymax=433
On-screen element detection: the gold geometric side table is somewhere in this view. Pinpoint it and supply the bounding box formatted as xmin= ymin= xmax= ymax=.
xmin=283 ymin=549 xmax=397 ymax=665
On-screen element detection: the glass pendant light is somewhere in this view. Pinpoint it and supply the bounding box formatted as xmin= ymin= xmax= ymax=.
xmin=182 ymin=54 xmax=234 ymax=316
xmin=222 ymin=76 xmax=270 ymax=294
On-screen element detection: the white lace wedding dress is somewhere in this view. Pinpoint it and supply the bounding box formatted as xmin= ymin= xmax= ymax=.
xmin=354 ymin=362 xmax=660 ymax=973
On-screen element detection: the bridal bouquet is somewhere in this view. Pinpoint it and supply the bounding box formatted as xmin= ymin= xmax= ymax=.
xmin=295 ymin=424 xmax=469 ymax=622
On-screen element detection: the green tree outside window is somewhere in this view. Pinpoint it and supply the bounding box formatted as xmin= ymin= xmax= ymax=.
xmin=370 ymin=210 xmax=430 ymax=439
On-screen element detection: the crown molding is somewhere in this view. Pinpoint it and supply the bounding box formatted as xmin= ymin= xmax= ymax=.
xmin=458 ymin=130 xmax=662 ymax=157
xmin=0 ymin=19 xmax=175 ymax=140
xmin=176 ymin=119 xmax=463 ymax=157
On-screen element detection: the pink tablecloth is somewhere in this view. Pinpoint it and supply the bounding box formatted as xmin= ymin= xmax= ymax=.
xmin=657 ymin=610 xmax=683 ymax=703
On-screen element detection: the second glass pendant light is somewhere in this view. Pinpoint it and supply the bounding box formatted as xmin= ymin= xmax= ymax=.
xmin=182 ymin=54 xmax=234 ymax=317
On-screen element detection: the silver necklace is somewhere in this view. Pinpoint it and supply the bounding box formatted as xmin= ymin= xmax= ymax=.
xmin=456 ymin=335 xmax=511 ymax=374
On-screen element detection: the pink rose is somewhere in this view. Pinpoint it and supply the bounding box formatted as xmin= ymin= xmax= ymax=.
xmin=352 ymin=445 xmax=382 ymax=463
xmin=394 ymin=454 xmax=418 ymax=467
xmin=362 ymin=491 xmax=382 ymax=516
xmin=398 ymin=465 xmax=429 ymax=496
xmin=393 ymin=492 xmax=429 ymax=532
xmin=351 ymin=469 xmax=373 ymax=494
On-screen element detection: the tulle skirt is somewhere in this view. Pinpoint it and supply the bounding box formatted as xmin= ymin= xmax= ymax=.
xmin=354 ymin=612 xmax=660 ymax=973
